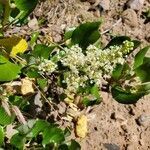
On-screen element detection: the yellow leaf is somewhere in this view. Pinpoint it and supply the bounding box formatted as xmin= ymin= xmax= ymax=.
xmin=0 ymin=37 xmax=28 ymax=57
xmin=76 ymin=115 xmax=87 ymax=138
xmin=21 ymin=78 xmax=34 ymax=95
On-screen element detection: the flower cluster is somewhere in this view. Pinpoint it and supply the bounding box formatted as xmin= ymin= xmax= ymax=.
xmin=37 ymin=40 xmax=134 ymax=94
xmin=38 ymin=59 xmax=57 ymax=75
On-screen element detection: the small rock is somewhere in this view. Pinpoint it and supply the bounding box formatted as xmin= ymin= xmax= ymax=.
xmin=98 ymin=0 xmax=110 ymax=11
xmin=136 ymin=114 xmax=150 ymax=126
xmin=104 ymin=143 xmax=120 ymax=150
xmin=110 ymin=112 xmax=126 ymax=122
xmin=127 ymin=143 xmax=137 ymax=150
xmin=122 ymin=9 xmax=138 ymax=27
xmin=28 ymin=18 xmax=39 ymax=30
xmin=127 ymin=0 xmax=145 ymax=10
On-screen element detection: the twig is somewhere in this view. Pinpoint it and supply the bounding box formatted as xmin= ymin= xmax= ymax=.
xmin=101 ymin=18 xmax=122 ymax=35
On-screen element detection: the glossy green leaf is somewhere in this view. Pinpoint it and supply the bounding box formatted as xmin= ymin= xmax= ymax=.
xmin=111 ymin=86 xmax=143 ymax=104
xmin=69 ymin=140 xmax=81 ymax=150
xmin=112 ymin=64 xmax=124 ymax=80
xmin=64 ymin=27 xmax=75 ymax=40
xmin=0 ymin=107 xmax=13 ymax=126
xmin=105 ymin=36 xmax=141 ymax=50
xmin=0 ymin=125 xmax=4 ymax=146
xmin=42 ymin=126 xmax=65 ymax=145
xmin=31 ymin=120 xmax=49 ymax=137
xmin=14 ymin=0 xmax=38 ymax=22
xmin=10 ymin=133 xmax=25 ymax=149
xmin=136 ymin=82 xmax=150 ymax=95
xmin=58 ymin=144 xmax=69 ymax=150
xmin=71 ymin=21 xmax=101 ymax=50
xmin=0 ymin=55 xmax=21 ymax=81
xmin=32 ymin=44 xmax=55 ymax=59
xmin=135 ymin=57 xmax=150 ymax=82
xmin=134 ymin=46 xmax=150 ymax=69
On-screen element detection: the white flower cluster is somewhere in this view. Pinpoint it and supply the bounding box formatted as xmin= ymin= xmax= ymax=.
xmin=37 ymin=40 xmax=134 ymax=94
xmin=60 ymin=40 xmax=134 ymax=94
xmin=38 ymin=59 xmax=57 ymax=75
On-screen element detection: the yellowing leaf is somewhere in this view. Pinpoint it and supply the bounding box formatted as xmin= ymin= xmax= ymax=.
xmin=0 ymin=37 xmax=28 ymax=57
xmin=64 ymin=94 xmax=74 ymax=104
xmin=21 ymin=78 xmax=34 ymax=95
xmin=76 ymin=115 xmax=87 ymax=138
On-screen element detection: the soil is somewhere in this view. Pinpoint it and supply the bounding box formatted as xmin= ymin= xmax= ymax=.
xmin=6 ymin=0 xmax=150 ymax=149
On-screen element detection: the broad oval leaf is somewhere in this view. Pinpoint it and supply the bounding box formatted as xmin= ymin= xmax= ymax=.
xmin=0 ymin=55 xmax=21 ymax=81
xmin=10 ymin=133 xmax=25 ymax=149
xmin=135 ymin=57 xmax=150 ymax=82
xmin=0 ymin=37 xmax=28 ymax=57
xmin=32 ymin=44 xmax=55 ymax=59
xmin=111 ymin=86 xmax=143 ymax=104
xmin=30 ymin=120 xmax=49 ymax=137
xmin=69 ymin=140 xmax=81 ymax=150
xmin=71 ymin=21 xmax=101 ymax=50
xmin=14 ymin=0 xmax=38 ymax=22
xmin=104 ymin=36 xmax=141 ymax=50
xmin=42 ymin=126 xmax=65 ymax=145
xmin=0 ymin=107 xmax=13 ymax=126
xmin=134 ymin=46 xmax=150 ymax=69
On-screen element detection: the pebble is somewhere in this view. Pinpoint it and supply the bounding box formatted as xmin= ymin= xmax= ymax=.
xmin=136 ymin=114 xmax=150 ymax=126
xmin=104 ymin=143 xmax=120 ymax=150
xmin=98 ymin=0 xmax=110 ymax=11
xmin=122 ymin=9 xmax=138 ymax=27
xmin=28 ymin=17 xmax=39 ymax=30
xmin=127 ymin=0 xmax=145 ymax=10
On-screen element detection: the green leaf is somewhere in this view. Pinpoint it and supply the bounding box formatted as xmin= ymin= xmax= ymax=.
xmin=14 ymin=0 xmax=38 ymax=22
xmin=91 ymin=85 xmax=101 ymax=99
xmin=71 ymin=21 xmax=101 ymax=50
xmin=135 ymin=57 xmax=150 ymax=82
xmin=82 ymin=85 xmax=101 ymax=106
xmin=0 ymin=55 xmax=21 ymax=81
xmin=105 ymin=36 xmax=130 ymax=48
xmin=134 ymin=46 xmax=150 ymax=69
xmin=10 ymin=133 xmax=25 ymax=149
xmin=42 ymin=126 xmax=65 ymax=145
xmin=0 ymin=107 xmax=13 ymax=126
xmin=69 ymin=140 xmax=81 ymax=150
xmin=112 ymin=64 xmax=124 ymax=80
xmin=30 ymin=32 xmax=39 ymax=46
xmin=105 ymin=36 xmax=141 ymax=50
xmin=58 ymin=144 xmax=69 ymax=150
xmin=31 ymin=120 xmax=49 ymax=137
xmin=136 ymin=82 xmax=150 ymax=95
xmin=25 ymin=67 xmax=41 ymax=78
xmin=32 ymin=44 xmax=55 ymax=59
xmin=111 ymin=86 xmax=143 ymax=104
xmin=64 ymin=27 xmax=76 ymax=40
xmin=0 ymin=125 xmax=4 ymax=146
xmin=37 ymin=78 xmax=48 ymax=90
